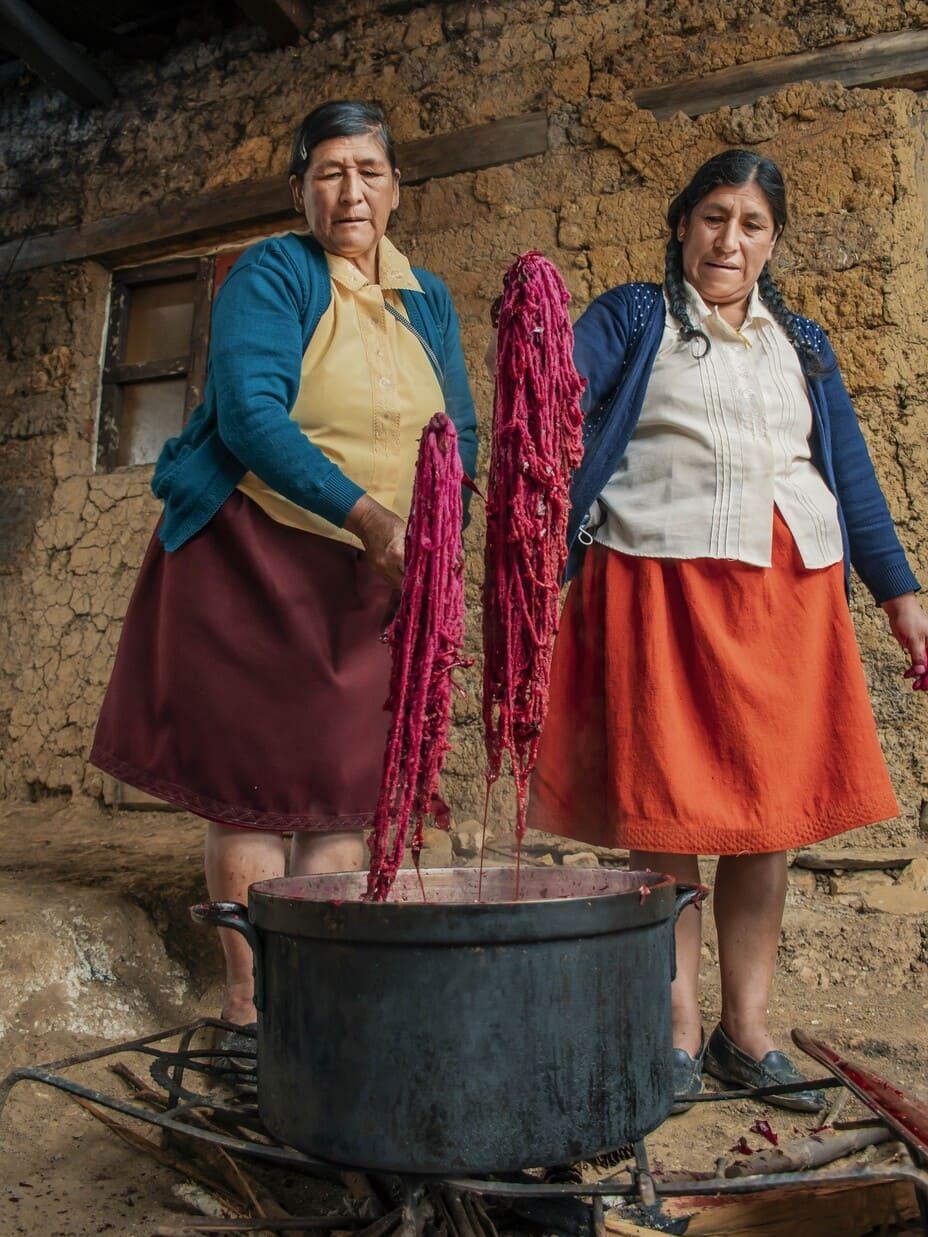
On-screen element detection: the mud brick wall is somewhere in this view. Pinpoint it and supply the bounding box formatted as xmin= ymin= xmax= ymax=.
xmin=1 ymin=0 xmax=926 ymax=845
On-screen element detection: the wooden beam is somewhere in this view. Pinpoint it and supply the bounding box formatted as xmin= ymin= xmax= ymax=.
xmin=114 ymin=257 xmax=202 ymax=286
xmin=631 ymin=28 xmax=928 ymax=119
xmin=233 ymin=0 xmax=312 ymax=46
xmin=0 ymin=0 xmax=112 ymax=107
xmin=400 ymin=111 xmax=547 ymax=183
xmin=106 ymin=356 xmax=189 ymax=384
xmin=186 ymin=257 xmax=215 ymax=416
xmin=0 ymin=112 xmax=547 ymax=276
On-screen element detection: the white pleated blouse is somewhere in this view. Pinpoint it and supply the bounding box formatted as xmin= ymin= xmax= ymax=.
xmin=592 ymin=281 xmax=844 ymax=570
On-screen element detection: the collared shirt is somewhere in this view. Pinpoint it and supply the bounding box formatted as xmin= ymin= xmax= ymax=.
xmin=592 ymin=280 xmax=845 ymax=569
xmin=238 ymin=235 xmax=444 ymax=548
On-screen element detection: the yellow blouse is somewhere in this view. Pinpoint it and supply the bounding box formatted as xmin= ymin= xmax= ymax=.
xmin=237 ymin=236 xmax=445 ymax=549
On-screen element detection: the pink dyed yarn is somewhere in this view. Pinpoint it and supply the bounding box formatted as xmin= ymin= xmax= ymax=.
xmin=365 ymin=412 xmax=468 ymax=902
xmin=482 ymin=252 xmax=585 ymax=844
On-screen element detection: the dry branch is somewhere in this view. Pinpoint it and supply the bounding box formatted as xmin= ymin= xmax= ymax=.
xmin=715 ymin=1125 xmax=892 ymax=1178
xmin=64 ymin=1091 xmax=244 ymax=1209
xmin=174 ymin=1181 xmax=244 ymax=1219
xmin=153 ymin=1218 xmax=376 ymax=1233
xmin=338 ymin=1172 xmax=384 ymax=1220
xmin=353 ymin=1206 xmax=404 ymax=1237
xmin=107 ymin=1060 xmax=290 ymax=1222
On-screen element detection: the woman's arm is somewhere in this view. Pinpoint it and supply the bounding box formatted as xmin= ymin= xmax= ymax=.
xmin=883 ymin=592 xmax=928 ymax=689
xmin=437 ymin=290 xmax=478 ymax=487
xmin=210 ymin=243 xmax=365 ymax=529
xmin=818 ymin=332 xmax=926 ymax=686
xmin=571 ymin=289 xmax=632 ymax=416
xmin=817 ymin=333 xmax=920 ymax=605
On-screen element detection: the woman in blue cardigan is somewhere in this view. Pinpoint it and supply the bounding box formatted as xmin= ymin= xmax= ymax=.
xmin=529 ymin=149 xmax=926 ymax=1112
xmin=91 ymin=101 xmax=477 ymax=1037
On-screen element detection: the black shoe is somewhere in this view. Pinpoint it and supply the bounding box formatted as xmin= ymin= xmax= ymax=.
xmin=213 ymin=1022 xmax=257 ymax=1087
xmin=671 ymin=1030 xmax=706 ymax=1114
xmin=704 ymin=1023 xmax=825 ymax=1113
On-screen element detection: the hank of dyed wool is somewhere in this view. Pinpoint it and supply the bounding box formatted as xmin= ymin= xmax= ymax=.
xmin=482 ymin=252 xmax=585 ymax=873
xmin=365 ymin=412 xmax=469 ymax=902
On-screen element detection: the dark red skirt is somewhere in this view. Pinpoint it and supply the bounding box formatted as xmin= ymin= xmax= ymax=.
xmin=90 ymin=491 xmax=396 ymax=831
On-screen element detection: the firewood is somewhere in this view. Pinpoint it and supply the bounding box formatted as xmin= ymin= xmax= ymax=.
xmin=174 ymin=1181 xmax=243 ymax=1219
xmin=107 ymin=1060 xmax=290 ymax=1223
xmin=443 ymin=1188 xmax=481 ymax=1237
xmin=63 ymin=1092 xmax=243 ymax=1210
xmin=152 ymin=1222 xmax=365 ymax=1234
xmin=338 ymin=1172 xmax=385 ymax=1220
xmin=353 ymin=1206 xmax=403 ymax=1237
xmin=109 ymin=1060 xmax=168 ymax=1107
xmin=715 ymin=1125 xmax=892 ymax=1178
xmin=606 ymin=1177 xmax=918 ymax=1236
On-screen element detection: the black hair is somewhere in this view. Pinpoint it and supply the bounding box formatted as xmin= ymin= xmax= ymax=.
xmin=664 ymin=148 xmax=822 ymax=371
xmin=289 ymin=100 xmax=397 ymax=178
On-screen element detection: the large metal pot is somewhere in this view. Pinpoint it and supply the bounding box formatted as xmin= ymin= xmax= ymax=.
xmin=192 ymin=867 xmax=703 ymax=1174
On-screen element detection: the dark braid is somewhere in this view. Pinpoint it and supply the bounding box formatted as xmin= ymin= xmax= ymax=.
xmin=757 ymin=266 xmax=828 ymax=376
xmin=664 ymin=236 xmax=709 ymax=358
xmin=664 ymin=148 xmax=828 ymax=373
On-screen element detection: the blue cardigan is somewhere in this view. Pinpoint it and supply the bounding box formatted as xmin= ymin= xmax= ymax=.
xmin=152 ymin=233 xmax=478 ymax=552
xmin=565 ymin=282 xmax=920 ymax=604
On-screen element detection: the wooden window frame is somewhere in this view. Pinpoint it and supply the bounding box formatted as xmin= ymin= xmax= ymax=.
xmin=96 ymin=255 xmax=216 ymax=471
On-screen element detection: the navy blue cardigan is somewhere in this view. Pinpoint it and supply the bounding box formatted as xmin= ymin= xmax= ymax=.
xmin=152 ymin=233 xmax=478 ymax=552
xmin=565 ymin=282 xmax=920 ymax=604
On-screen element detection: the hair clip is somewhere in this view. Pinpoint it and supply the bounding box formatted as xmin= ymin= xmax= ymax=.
xmin=299 ymin=137 xmax=307 ymax=160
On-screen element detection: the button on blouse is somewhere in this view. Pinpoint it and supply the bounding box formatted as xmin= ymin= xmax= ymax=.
xmin=238 ymin=236 xmax=444 ymax=549
xmin=592 ymin=281 xmax=845 ymax=570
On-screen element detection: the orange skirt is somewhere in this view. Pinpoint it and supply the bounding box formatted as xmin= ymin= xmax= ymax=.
xmin=528 ymin=511 xmax=898 ymax=854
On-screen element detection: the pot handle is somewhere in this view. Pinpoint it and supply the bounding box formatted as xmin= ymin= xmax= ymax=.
xmin=672 ymin=883 xmax=709 ymax=922
xmin=190 ymin=901 xmax=265 ymax=1013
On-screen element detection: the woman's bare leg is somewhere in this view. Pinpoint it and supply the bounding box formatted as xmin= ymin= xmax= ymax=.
xmin=204 ymin=822 xmax=287 ymax=1025
xmin=630 ymin=850 xmax=703 ymax=1055
xmin=714 ymin=851 xmax=788 ymax=1060
xmin=290 ymin=829 xmax=366 ymax=876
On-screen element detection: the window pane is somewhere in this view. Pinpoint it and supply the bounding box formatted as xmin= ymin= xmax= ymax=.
xmin=124 ymin=279 xmax=196 ymax=364
xmin=116 ymin=378 xmax=187 ymax=467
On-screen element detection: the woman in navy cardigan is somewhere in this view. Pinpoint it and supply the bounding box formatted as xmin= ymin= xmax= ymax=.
xmin=91 ymin=101 xmax=477 ymax=1043
xmin=529 ymin=149 xmax=926 ymax=1112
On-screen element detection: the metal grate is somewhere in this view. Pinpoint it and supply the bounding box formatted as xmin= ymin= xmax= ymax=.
xmin=1 ymin=1018 xmax=926 ymax=1235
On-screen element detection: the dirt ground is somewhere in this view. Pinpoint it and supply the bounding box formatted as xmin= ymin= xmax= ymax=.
xmin=0 ymin=798 xmax=925 ymax=1235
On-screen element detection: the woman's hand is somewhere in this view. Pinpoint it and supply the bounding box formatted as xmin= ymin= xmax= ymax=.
xmin=882 ymin=592 xmax=928 ymax=691
xmin=345 ymin=495 xmax=405 ymax=589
